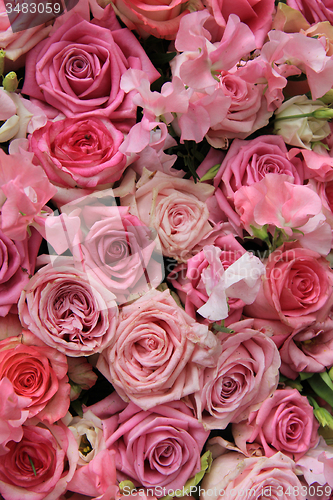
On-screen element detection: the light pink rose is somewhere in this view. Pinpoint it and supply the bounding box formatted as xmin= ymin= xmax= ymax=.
xmin=0 ymin=149 xmax=57 ymax=241
xmin=79 ymin=205 xmax=163 ymax=305
xmin=279 ymin=319 xmax=333 ymax=379
xmin=0 ymin=331 xmax=70 ymax=423
xmin=187 ymin=319 xmax=280 ymax=429
xmin=119 ymin=168 xmax=224 ymax=262
xmin=0 ymin=228 xmax=41 ymax=316
xmin=168 ymin=234 xmax=246 ymax=326
xmin=201 ymin=451 xmax=306 ymax=500
xmin=29 ymin=117 xmax=127 ymax=189
xmin=203 ymin=0 xmax=275 ymax=47
xmin=88 ymin=392 xmax=209 ymax=497
xmin=0 ymin=421 xmax=79 ymax=500
xmin=21 ymin=7 xmax=159 ymax=129
xmin=233 ymin=388 xmax=319 ymax=461
xmin=18 ymin=257 xmax=118 ymax=357
xmin=0 ymin=377 xmax=30 ymax=456
xmin=97 ymin=288 xmax=221 ymax=410
xmin=102 ymin=0 xmax=204 ymax=39
xmin=287 ymin=0 xmax=333 ymax=25
xmin=214 ymin=135 xmax=304 ymax=229
xmin=244 ymin=244 xmax=333 ymax=329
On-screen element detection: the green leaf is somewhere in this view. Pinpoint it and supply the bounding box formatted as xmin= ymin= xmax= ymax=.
xmin=308 ymin=373 xmax=333 ymax=407
xmin=249 ymin=224 xmax=270 ymax=242
xmin=299 ymin=372 xmax=314 ymax=381
xmin=28 ymin=456 xmax=37 ymax=476
xmin=70 ymin=399 xmax=84 ymax=418
xmin=199 ymin=164 xmax=221 ymax=182
xmin=320 ymin=371 xmax=333 ymax=391
xmin=161 ymin=451 xmax=212 ymax=500
xmin=314 ymin=407 xmax=333 ymax=430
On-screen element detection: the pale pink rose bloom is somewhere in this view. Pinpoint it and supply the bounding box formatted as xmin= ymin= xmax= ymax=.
xmin=18 ymin=257 xmax=118 ymax=357
xmin=203 ymin=0 xmax=275 ymax=47
xmin=201 ymin=451 xmax=306 ymax=500
xmin=29 ymin=117 xmax=127 ymax=189
xmin=244 ymin=244 xmax=333 ymax=330
xmin=0 ymin=227 xmax=41 ymax=317
xmin=79 ymin=205 xmax=164 ymax=305
xmin=88 ymin=392 xmax=209 ymax=497
xmin=100 ymin=0 xmax=204 ymax=39
xmin=287 ymin=0 xmax=333 ymax=25
xmin=22 ymin=6 xmax=160 ymax=129
xmin=233 ymin=388 xmax=319 ymax=461
xmin=118 ymin=168 xmax=224 ymax=262
xmin=97 ymin=288 xmax=221 ymax=410
xmin=234 ymin=173 xmax=331 ymax=255
xmin=0 ymin=377 xmax=30 ymax=456
xmin=0 ymin=421 xmax=79 ymax=500
xmin=187 ymin=318 xmax=280 ymax=429
xmin=0 ymin=149 xmax=57 ymax=241
xmin=0 ymin=331 xmax=70 ymax=423
xmin=279 ymin=319 xmax=333 ymax=379
xmin=168 ymin=234 xmax=246 ymax=326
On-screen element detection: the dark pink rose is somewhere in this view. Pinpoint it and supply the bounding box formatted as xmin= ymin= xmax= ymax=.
xmin=244 ymin=244 xmax=333 ymax=329
xmin=21 ymin=7 xmax=159 ymax=130
xmin=88 ymin=392 xmax=209 ymax=497
xmin=168 ymin=234 xmax=246 ymax=326
xmin=203 ymin=0 xmax=275 ymax=46
xmin=187 ymin=319 xmax=281 ymax=429
xmin=279 ymin=319 xmax=333 ymax=379
xmin=29 ymin=117 xmax=127 ymax=189
xmin=214 ymin=135 xmax=304 ymax=230
xmin=287 ymin=0 xmax=333 ymax=24
xmin=0 ymin=228 xmax=41 ymax=316
xmin=0 ymin=377 xmax=30 ymax=456
xmin=0 ymin=421 xmax=78 ymax=500
xmin=233 ymin=389 xmax=319 ymax=461
xmin=0 ymin=331 xmax=70 ymax=423
xmin=201 ymin=451 xmax=305 ymax=500
xmin=97 ymin=289 xmax=220 ymax=410
xmin=18 ymin=257 xmax=118 ymax=357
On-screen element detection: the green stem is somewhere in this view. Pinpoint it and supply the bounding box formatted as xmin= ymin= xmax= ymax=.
xmin=28 ymin=456 xmax=37 ymax=477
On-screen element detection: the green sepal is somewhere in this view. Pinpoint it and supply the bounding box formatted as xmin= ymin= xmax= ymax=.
xmin=199 ymin=164 xmax=221 ymax=182
xmin=308 ymin=372 xmax=333 ymax=407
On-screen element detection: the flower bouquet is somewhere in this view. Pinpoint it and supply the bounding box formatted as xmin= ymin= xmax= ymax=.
xmin=1 ymin=0 xmax=333 ymax=498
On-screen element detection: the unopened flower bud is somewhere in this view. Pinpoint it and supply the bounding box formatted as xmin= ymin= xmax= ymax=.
xmin=3 ymin=71 xmax=18 ymax=92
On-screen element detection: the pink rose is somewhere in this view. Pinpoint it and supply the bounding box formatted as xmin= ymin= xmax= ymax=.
xmin=204 ymin=0 xmax=275 ymax=47
xmin=18 ymin=257 xmax=118 ymax=357
xmin=105 ymin=0 xmax=204 ymax=39
xmin=0 ymin=377 xmax=30 ymax=456
xmin=89 ymin=392 xmax=209 ymax=496
xmin=233 ymin=388 xmax=319 ymax=461
xmin=29 ymin=117 xmax=127 ymax=189
xmin=119 ymin=168 xmax=223 ymax=262
xmin=0 ymin=228 xmax=41 ymax=316
xmin=287 ymin=0 xmax=333 ymax=24
xmin=0 ymin=421 xmax=79 ymax=500
xmin=201 ymin=451 xmax=306 ymax=500
xmin=214 ymin=135 xmax=304 ymax=229
xmin=187 ymin=319 xmax=280 ymax=429
xmin=244 ymin=244 xmax=333 ymax=329
xmin=0 ymin=331 xmax=70 ymax=423
xmin=79 ymin=205 xmax=163 ymax=305
xmin=279 ymin=319 xmax=333 ymax=379
xmin=97 ymin=289 xmax=220 ymax=410
xmin=168 ymin=235 xmax=246 ymax=326
xmin=0 ymin=149 xmax=57 ymax=241
xmin=21 ymin=7 xmax=159 ymax=129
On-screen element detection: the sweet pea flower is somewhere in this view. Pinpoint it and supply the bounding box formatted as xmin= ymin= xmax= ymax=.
xmin=196 ymin=246 xmax=265 ymax=321
xmin=234 ymin=173 xmax=332 ymax=254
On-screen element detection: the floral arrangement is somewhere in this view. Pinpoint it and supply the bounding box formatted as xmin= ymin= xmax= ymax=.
xmin=2 ymin=0 xmax=333 ymax=498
